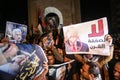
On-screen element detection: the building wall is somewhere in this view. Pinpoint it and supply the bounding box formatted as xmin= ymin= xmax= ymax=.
xmin=28 ymin=0 xmax=81 ymax=27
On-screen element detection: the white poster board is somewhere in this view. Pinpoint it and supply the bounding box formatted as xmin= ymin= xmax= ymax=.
xmin=63 ymin=17 xmax=110 ymax=56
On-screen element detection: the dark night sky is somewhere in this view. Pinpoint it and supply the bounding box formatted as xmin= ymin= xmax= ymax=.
xmin=0 ymin=0 xmax=111 ymax=32
xmin=0 ymin=0 xmax=28 ymax=32
xmin=80 ymin=0 xmax=111 ymax=22
xmin=80 ymin=0 xmax=112 ymax=33
xmin=1 ymin=0 xmax=111 ymax=23
xmin=3 ymin=0 xmax=28 ymax=24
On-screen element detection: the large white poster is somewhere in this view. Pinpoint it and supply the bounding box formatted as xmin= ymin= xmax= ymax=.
xmin=63 ymin=17 xmax=110 ymax=56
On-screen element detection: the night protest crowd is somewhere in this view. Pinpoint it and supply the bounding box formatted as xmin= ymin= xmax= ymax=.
xmin=0 ymin=15 xmax=120 ymax=80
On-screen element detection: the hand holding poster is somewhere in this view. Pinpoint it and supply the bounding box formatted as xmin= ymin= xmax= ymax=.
xmin=63 ymin=17 xmax=111 ymax=56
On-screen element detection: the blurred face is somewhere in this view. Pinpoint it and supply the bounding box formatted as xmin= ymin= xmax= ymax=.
xmin=69 ymin=36 xmax=76 ymax=45
xmin=13 ymin=31 xmax=22 ymax=42
xmin=57 ymin=48 xmax=63 ymax=56
xmin=49 ymin=19 xmax=54 ymax=26
xmin=113 ymin=62 xmax=120 ymax=80
xmin=47 ymin=55 xmax=55 ymax=65
xmin=114 ymin=50 xmax=120 ymax=60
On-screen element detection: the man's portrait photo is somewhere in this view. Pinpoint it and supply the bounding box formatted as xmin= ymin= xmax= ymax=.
xmin=5 ymin=21 xmax=27 ymax=43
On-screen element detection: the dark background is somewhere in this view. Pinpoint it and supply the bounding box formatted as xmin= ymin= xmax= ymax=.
xmin=0 ymin=0 xmax=118 ymax=34
xmin=80 ymin=0 xmax=111 ymax=22
xmin=0 ymin=0 xmax=28 ymax=32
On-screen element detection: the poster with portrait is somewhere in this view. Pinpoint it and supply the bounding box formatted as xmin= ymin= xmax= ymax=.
xmin=0 ymin=43 xmax=48 ymax=80
xmin=40 ymin=31 xmax=54 ymax=50
xmin=63 ymin=17 xmax=110 ymax=56
xmin=48 ymin=65 xmax=66 ymax=80
xmin=48 ymin=60 xmax=75 ymax=80
xmin=5 ymin=21 xmax=27 ymax=43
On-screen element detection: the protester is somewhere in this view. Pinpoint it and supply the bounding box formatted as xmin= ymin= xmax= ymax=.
xmin=46 ymin=49 xmax=66 ymax=80
xmin=46 ymin=49 xmax=62 ymax=65
xmin=108 ymin=45 xmax=120 ymax=80
xmin=113 ymin=61 xmax=120 ymax=80
xmin=74 ymin=34 xmax=114 ymax=80
xmin=80 ymin=62 xmax=102 ymax=80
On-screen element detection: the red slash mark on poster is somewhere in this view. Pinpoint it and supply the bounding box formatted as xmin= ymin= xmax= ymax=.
xmin=88 ymin=19 xmax=104 ymax=37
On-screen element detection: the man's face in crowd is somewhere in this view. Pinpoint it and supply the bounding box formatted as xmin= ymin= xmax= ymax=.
xmin=113 ymin=62 xmax=120 ymax=80
xmin=47 ymin=54 xmax=55 ymax=65
xmin=114 ymin=50 xmax=120 ymax=60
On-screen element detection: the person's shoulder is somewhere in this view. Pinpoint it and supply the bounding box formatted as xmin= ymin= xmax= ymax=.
xmin=81 ymin=42 xmax=88 ymax=47
xmin=76 ymin=41 xmax=88 ymax=46
xmin=82 ymin=42 xmax=87 ymax=45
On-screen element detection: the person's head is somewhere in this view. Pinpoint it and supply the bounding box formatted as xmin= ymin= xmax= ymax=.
xmin=66 ymin=28 xmax=79 ymax=45
xmin=113 ymin=61 xmax=120 ymax=80
xmin=114 ymin=45 xmax=120 ymax=60
xmin=12 ymin=28 xmax=22 ymax=43
xmin=48 ymin=17 xmax=55 ymax=27
xmin=80 ymin=62 xmax=101 ymax=80
xmin=46 ymin=50 xmax=55 ymax=65
xmin=114 ymin=50 xmax=120 ymax=60
xmin=57 ymin=48 xmax=63 ymax=56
